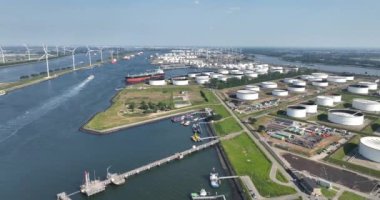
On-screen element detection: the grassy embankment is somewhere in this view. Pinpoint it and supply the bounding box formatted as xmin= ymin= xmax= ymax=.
xmin=338 ymin=191 xmax=366 ymax=200
xmin=325 ymin=135 xmax=380 ymax=179
xmin=221 ymin=133 xmax=296 ymax=197
xmin=275 ymin=170 xmax=289 ymax=183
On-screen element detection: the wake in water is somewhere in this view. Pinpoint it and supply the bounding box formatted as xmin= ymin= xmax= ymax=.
xmin=0 ymin=76 xmax=94 ymax=143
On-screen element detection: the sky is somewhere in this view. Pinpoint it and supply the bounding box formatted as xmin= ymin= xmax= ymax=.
xmin=0 ymin=0 xmax=379 ymax=48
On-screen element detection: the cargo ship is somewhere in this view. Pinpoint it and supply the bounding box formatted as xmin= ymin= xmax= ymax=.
xmin=125 ymin=69 xmax=165 ymax=84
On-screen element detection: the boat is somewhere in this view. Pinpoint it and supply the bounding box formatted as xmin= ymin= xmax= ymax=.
xmin=183 ymin=121 xmax=191 ymax=126
xmin=0 ymin=90 xmax=6 ymax=96
xmin=191 ymin=189 xmax=207 ymax=199
xmin=210 ymin=168 xmax=220 ymax=188
xmin=125 ymin=68 xmax=165 ymax=84
xmin=111 ymin=58 xmax=117 ymax=64
xmin=87 ymin=75 xmax=95 ymax=80
xmin=191 ymin=133 xmax=201 ymax=142
xmin=191 ymin=189 xmax=226 ymax=200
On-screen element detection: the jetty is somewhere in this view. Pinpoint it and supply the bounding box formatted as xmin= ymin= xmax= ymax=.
xmin=57 ymin=139 xmax=221 ymax=200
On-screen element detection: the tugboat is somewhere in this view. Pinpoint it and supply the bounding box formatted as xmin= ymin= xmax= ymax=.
xmin=191 ymin=133 xmax=201 ymax=142
xmin=210 ymin=168 xmax=220 ymax=188
xmin=87 ymin=75 xmax=95 ymax=80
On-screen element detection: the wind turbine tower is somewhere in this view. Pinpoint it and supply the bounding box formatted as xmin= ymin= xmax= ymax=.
xmin=66 ymin=47 xmax=78 ymax=70
xmin=98 ymin=47 xmax=104 ymax=63
xmin=23 ymin=44 xmax=32 ymax=61
xmin=55 ymin=45 xmax=59 ymax=57
xmin=39 ymin=45 xmax=53 ymax=78
xmin=0 ymin=46 xmax=6 ymax=64
xmin=86 ymin=46 xmax=95 ymax=66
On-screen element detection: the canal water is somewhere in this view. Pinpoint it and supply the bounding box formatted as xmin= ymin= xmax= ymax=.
xmin=0 ymin=52 xmax=237 ymax=200
xmin=252 ymin=53 xmax=380 ymax=76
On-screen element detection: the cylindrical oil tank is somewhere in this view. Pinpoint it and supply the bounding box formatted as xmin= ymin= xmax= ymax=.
xmin=312 ymin=73 xmax=329 ymax=79
xmin=299 ymin=101 xmax=318 ymax=113
xmin=149 ymin=79 xmax=166 ymax=86
xmin=358 ymin=82 xmax=378 ymax=90
xmin=288 ymin=85 xmax=306 ymax=93
xmin=236 ymin=90 xmax=259 ymax=100
xmin=172 ymin=78 xmax=189 ymax=86
xmin=348 ymin=84 xmax=369 ymax=94
xmin=352 ymin=99 xmax=380 ymax=112
xmin=359 ymin=137 xmax=380 ymax=163
xmin=287 ymin=106 xmax=307 ymax=118
xmin=260 ymin=81 xmax=277 ymax=89
xmin=272 ymin=89 xmax=289 ymax=97
xmin=292 ymin=80 xmax=307 ymax=86
xmin=327 ymin=76 xmax=347 ymax=83
xmin=312 ymin=81 xmax=329 ymax=87
xmin=245 ymin=85 xmax=260 ymax=92
xmin=316 ymin=96 xmax=334 ymax=107
xmin=328 ymin=109 xmax=364 ymax=126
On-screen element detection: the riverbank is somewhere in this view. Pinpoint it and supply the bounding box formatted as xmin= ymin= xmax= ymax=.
xmin=0 ymin=54 xmax=69 ymax=69
xmin=0 ymin=62 xmax=103 ymax=94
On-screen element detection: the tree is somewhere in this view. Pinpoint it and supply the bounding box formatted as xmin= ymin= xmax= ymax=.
xmin=139 ymin=101 xmax=148 ymax=110
xmin=258 ymin=125 xmax=266 ymax=133
xmin=248 ymin=117 xmax=257 ymax=125
xmin=129 ymin=102 xmax=136 ymax=112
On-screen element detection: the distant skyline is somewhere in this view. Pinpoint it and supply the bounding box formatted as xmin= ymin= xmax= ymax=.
xmin=1 ymin=0 xmax=380 ymax=48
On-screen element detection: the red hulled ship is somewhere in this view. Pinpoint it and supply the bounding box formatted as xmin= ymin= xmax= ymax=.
xmin=125 ymin=69 xmax=165 ymax=84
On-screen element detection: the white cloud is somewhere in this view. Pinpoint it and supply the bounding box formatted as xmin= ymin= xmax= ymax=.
xmin=226 ymin=6 xmax=241 ymax=14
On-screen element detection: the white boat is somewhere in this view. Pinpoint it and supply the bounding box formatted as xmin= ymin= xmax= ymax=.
xmin=210 ymin=168 xmax=220 ymax=188
xmin=87 ymin=75 xmax=95 ymax=80
xmin=0 ymin=90 xmax=6 ymax=96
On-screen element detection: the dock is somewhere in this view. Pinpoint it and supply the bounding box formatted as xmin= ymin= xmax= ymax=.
xmin=57 ymin=139 xmax=221 ymax=199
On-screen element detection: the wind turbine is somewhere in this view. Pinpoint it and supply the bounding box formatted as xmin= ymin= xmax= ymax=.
xmin=0 ymin=45 xmax=6 ymax=64
xmin=86 ymin=46 xmax=95 ymax=66
xmin=66 ymin=47 xmax=78 ymax=70
xmin=55 ymin=45 xmax=59 ymax=57
xmin=63 ymin=46 xmax=66 ymax=55
xmin=39 ymin=45 xmax=53 ymax=78
xmin=98 ymin=47 xmax=104 ymax=63
xmin=23 ymin=44 xmax=32 ymax=61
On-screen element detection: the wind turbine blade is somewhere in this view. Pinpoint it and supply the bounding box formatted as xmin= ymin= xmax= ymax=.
xmin=38 ymin=55 xmax=46 ymax=60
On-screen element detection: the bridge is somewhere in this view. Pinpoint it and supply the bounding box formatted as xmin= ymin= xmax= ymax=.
xmin=57 ymin=139 xmax=222 ymax=200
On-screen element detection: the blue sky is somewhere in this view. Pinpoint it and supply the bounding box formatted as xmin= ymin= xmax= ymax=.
xmin=1 ymin=0 xmax=379 ymax=47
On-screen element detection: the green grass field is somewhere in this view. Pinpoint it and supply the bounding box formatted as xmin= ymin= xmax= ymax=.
xmin=222 ymin=133 xmax=296 ymax=197
xmin=338 ymin=191 xmax=366 ymax=200
xmin=329 ymin=135 xmax=360 ymax=160
xmin=214 ymin=117 xmax=242 ymax=136
xmin=321 ymin=188 xmax=337 ymax=200
xmin=275 ymin=170 xmax=289 ymax=183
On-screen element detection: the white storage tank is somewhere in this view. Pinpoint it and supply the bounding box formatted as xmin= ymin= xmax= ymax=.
xmin=299 ymin=101 xmax=318 ymax=114
xmin=359 ymin=137 xmax=380 ymax=163
xmin=218 ymin=69 xmax=229 ymax=75
xmin=284 ymin=78 xmax=298 ymax=84
xmin=330 ymin=94 xmax=342 ymax=103
xmin=300 ymin=75 xmax=315 ymax=80
xmin=272 ymin=89 xmax=289 ymax=97
xmin=230 ymin=69 xmax=244 ymax=75
xmin=328 ymin=109 xmax=364 ymax=126
xmin=246 ymin=72 xmax=258 ymax=78
xmin=312 ymin=81 xmax=329 ymax=87
xmin=188 ymin=73 xmax=199 ymax=78
xmin=287 ymin=106 xmax=307 ymax=118
xmin=316 ymin=96 xmax=334 ymax=107
xmin=211 ymin=73 xmax=222 ymax=79
xmin=236 ymin=90 xmax=259 ymax=101
xmin=352 ymin=99 xmax=380 ymax=112
xmin=348 ymin=84 xmax=369 ymax=94
xmin=292 ymin=80 xmax=307 ymax=86
xmin=260 ymin=81 xmax=278 ymax=89
xmin=343 ymin=75 xmax=355 ymax=81
xmin=149 ymin=79 xmax=167 ymax=86
xmin=358 ymin=82 xmax=378 ymax=90
xmin=245 ymin=85 xmax=260 ymax=92
xmin=172 ymin=78 xmax=189 ymax=86
xmin=327 ymin=76 xmax=347 ymax=83
xmin=312 ymin=73 xmax=329 ymax=79
xmin=307 ymin=77 xmax=323 ymax=82
xmin=288 ymin=85 xmax=306 ymax=93
xmin=233 ymin=75 xmax=244 ymax=79
xmin=203 ymin=71 xmax=213 ymax=76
